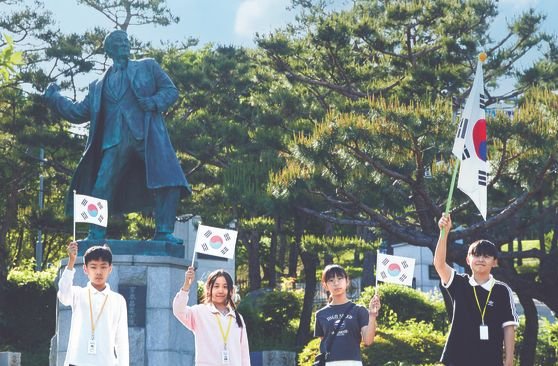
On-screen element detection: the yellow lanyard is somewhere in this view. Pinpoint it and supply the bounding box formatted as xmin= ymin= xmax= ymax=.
xmin=214 ymin=313 xmax=233 ymax=349
xmin=88 ymin=288 xmax=109 ymax=339
xmin=473 ymin=283 xmax=493 ymax=325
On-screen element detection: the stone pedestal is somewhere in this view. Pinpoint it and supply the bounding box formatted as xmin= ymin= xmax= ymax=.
xmin=0 ymin=352 xmax=21 ymax=366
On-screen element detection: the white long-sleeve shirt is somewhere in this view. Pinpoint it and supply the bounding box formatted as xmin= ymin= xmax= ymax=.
xmin=57 ymin=268 xmax=129 ymax=366
xmin=173 ymin=290 xmax=251 ymax=366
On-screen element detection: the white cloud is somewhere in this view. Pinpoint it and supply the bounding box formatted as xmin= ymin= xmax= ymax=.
xmin=234 ymin=0 xmax=293 ymax=38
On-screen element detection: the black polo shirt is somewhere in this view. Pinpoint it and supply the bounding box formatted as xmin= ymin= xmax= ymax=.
xmin=440 ymin=270 xmax=519 ymax=366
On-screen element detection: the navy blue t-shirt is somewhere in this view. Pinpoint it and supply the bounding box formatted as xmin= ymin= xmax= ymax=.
xmin=314 ymin=301 xmax=369 ymax=362
xmin=441 ymin=271 xmax=519 ymax=366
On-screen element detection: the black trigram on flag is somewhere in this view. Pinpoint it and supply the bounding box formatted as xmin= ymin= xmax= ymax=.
xmin=462 ymin=147 xmax=471 ymax=160
xmin=81 ymin=212 xmax=88 ymax=220
xmin=400 ymin=274 xmax=408 ymax=282
xmin=97 ymin=201 xmax=104 ymax=210
xmin=402 ymin=260 xmax=408 ymax=269
xmin=382 ymin=258 xmax=389 ymax=266
xmin=203 ymin=230 xmax=212 ymax=238
xmin=224 ymin=233 xmax=231 ymax=241
xmin=456 ymin=117 xmax=469 ymax=139
xmin=480 ymin=94 xmax=486 ymax=109
xmin=478 ymin=170 xmax=488 ymax=186
xmin=380 ymin=272 xmax=387 ymax=279
xmin=81 ymin=198 xmax=88 ymax=206
xmin=201 ymin=243 xmax=209 ymax=251
xmin=98 ymin=215 xmax=104 ymax=224
xmin=221 ymin=247 xmax=229 ymax=255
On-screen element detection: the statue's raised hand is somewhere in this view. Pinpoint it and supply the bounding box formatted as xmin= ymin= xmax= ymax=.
xmin=44 ymin=82 xmax=61 ymax=98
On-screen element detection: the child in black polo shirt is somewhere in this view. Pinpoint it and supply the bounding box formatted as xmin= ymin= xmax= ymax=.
xmin=434 ymin=214 xmax=519 ymax=366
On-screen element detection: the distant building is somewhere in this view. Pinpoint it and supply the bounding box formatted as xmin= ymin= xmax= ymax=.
xmin=486 ymin=100 xmax=516 ymax=119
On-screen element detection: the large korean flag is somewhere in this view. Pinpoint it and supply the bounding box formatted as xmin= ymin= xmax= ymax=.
xmin=452 ymin=60 xmax=488 ymax=220
xmin=376 ymin=253 xmax=416 ymax=287
xmin=74 ymin=193 xmax=108 ymax=227
xmin=194 ymin=224 xmax=237 ymax=259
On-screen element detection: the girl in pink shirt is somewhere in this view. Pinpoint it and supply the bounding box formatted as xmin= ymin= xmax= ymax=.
xmin=173 ymin=267 xmax=251 ymax=366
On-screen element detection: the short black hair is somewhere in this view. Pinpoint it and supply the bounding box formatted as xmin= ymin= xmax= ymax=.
xmin=468 ymin=239 xmax=498 ymax=259
xmin=84 ymin=245 xmax=112 ymax=265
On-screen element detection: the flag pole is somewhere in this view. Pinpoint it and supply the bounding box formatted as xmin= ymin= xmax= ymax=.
xmin=441 ymin=159 xmax=460 ymax=236
xmin=73 ymin=190 xmax=76 ymax=241
xmin=375 ymin=250 xmax=379 ymax=296
xmin=191 ymin=250 xmax=196 ymax=268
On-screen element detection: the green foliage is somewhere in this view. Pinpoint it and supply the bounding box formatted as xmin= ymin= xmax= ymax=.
xmin=0 ymin=266 xmax=56 ymax=366
xmin=360 ymin=284 xmax=448 ymax=332
xmin=238 ymin=289 xmax=303 ymax=351
xmin=0 ymin=34 xmax=23 ymax=83
xmin=363 ymin=321 xmax=445 ymax=366
xmin=515 ymin=317 xmax=558 ymax=365
xmin=6 ymin=259 xmax=57 ymax=289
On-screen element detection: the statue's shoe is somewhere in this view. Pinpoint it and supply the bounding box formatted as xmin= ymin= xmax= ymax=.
xmin=83 ymin=230 xmax=106 ymax=241
xmin=152 ymin=233 xmax=183 ymax=245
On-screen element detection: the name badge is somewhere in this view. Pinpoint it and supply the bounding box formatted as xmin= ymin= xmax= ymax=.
xmin=222 ymin=349 xmax=230 ymax=364
xmin=88 ymin=339 xmax=97 ymax=354
xmin=479 ymin=325 xmax=489 ymax=340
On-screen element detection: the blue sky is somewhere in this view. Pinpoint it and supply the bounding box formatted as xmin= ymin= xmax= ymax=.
xmin=17 ymin=0 xmax=558 ymax=96
xmin=43 ymin=0 xmax=558 ymax=50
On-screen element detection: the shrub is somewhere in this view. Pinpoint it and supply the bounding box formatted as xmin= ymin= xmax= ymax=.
xmin=362 ymin=320 xmax=445 ymax=366
xmin=515 ymin=317 xmax=558 ymax=365
xmin=0 ymin=261 xmax=57 ymax=366
xmin=238 ymin=288 xmax=303 ymax=351
xmin=359 ymin=284 xmax=447 ymax=332
xmin=298 ymin=320 xmax=445 ymax=366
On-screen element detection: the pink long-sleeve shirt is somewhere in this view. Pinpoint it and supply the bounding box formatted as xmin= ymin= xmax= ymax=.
xmin=173 ymin=290 xmax=251 ymax=366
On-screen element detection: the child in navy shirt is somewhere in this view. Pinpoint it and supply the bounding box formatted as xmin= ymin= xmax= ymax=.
xmin=314 ymin=264 xmax=381 ymax=366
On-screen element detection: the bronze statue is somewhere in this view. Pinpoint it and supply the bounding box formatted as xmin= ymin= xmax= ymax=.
xmin=45 ymin=30 xmax=190 ymax=244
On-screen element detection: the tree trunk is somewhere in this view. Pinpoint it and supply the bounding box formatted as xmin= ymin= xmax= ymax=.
xmin=277 ymin=219 xmax=287 ymax=274
xmin=267 ymin=215 xmax=279 ymax=289
xmin=517 ymin=291 xmax=538 ymax=366
xmin=296 ymin=250 xmax=318 ymax=349
xmin=247 ymin=229 xmax=262 ymax=291
xmin=288 ymin=216 xmax=302 ymax=277
xmin=361 ymin=250 xmax=375 ymax=288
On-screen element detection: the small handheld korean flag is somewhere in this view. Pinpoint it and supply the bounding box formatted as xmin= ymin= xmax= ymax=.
xmin=74 ymin=193 xmax=108 ymax=227
xmin=193 ymin=224 xmax=237 ymax=264
xmin=376 ymin=252 xmax=415 ymax=287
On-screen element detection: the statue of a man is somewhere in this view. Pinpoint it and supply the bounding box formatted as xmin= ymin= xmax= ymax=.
xmin=44 ymin=30 xmax=190 ymax=244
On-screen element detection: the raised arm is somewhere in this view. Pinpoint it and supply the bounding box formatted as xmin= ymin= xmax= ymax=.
xmin=172 ymin=266 xmax=197 ymax=330
xmin=434 ymin=214 xmax=453 ymax=285
xmin=361 ymin=294 xmax=381 ymax=346
xmin=57 ymin=241 xmax=78 ymax=306
xmin=44 ymin=82 xmax=91 ymax=124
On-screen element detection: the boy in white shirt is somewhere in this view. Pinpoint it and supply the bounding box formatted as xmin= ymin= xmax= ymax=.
xmin=57 ymin=242 xmax=129 ymax=366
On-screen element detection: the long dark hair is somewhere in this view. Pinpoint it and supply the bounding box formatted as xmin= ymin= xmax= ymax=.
xmin=203 ymin=269 xmax=243 ymax=328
